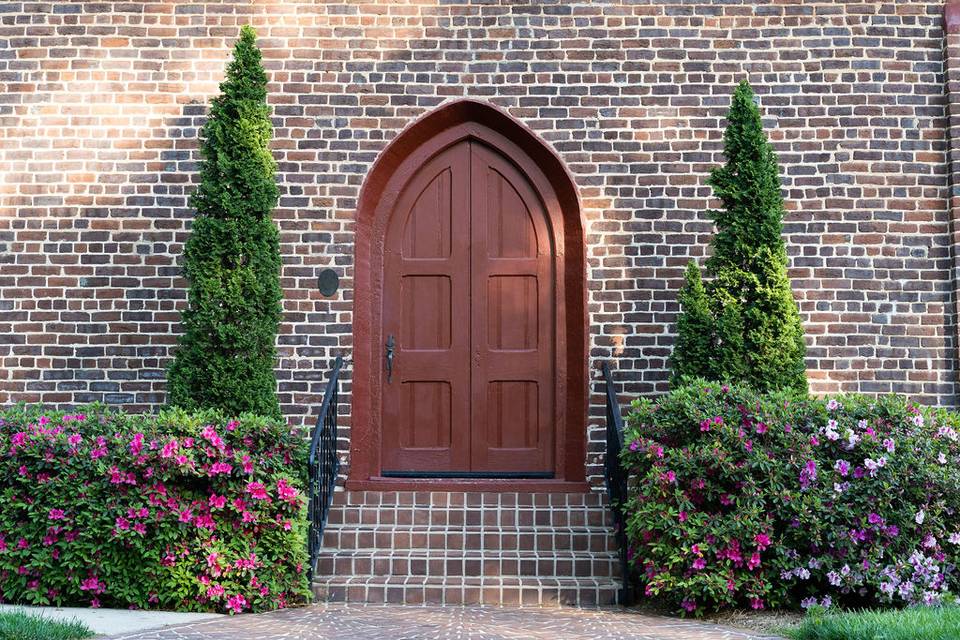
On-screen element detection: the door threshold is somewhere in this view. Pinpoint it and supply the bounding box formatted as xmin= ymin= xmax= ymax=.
xmin=381 ymin=471 xmax=554 ymax=479
xmin=345 ymin=476 xmax=590 ymax=493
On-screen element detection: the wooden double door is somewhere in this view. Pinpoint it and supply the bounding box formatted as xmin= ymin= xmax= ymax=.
xmin=380 ymin=139 xmax=556 ymax=477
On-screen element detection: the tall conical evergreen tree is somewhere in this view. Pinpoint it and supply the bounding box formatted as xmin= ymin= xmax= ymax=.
xmin=167 ymin=26 xmax=282 ymax=418
xmin=669 ymin=262 xmax=716 ymax=382
xmin=670 ymin=81 xmax=807 ymax=394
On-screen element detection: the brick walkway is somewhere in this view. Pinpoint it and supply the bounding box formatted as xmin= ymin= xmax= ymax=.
xmin=105 ymin=604 xmax=783 ymax=640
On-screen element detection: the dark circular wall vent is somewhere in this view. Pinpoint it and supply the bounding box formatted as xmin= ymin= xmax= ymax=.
xmin=317 ymin=268 xmax=339 ymax=297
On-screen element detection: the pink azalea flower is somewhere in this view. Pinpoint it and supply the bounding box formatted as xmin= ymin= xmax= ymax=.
xmin=226 ymin=593 xmax=247 ymax=613
xmin=127 ymin=433 xmax=144 ymax=456
xmin=209 ymin=462 xmax=233 ymax=476
xmin=754 ymin=533 xmax=771 ymax=550
xmin=90 ymin=436 xmax=108 ymax=459
xmin=201 ymin=425 xmax=225 ymax=449
xmin=161 ymin=439 xmax=179 ymax=459
xmin=276 ymin=479 xmax=298 ymax=503
xmin=68 ymin=433 xmax=82 ymax=446
xmin=209 ymin=494 xmax=227 ymax=509
xmin=245 ymin=482 xmax=269 ymax=500
xmin=48 ymin=508 xmax=65 ymax=520
xmin=80 ymin=575 xmax=104 ymax=593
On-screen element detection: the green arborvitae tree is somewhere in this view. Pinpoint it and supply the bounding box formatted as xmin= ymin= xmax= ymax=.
xmin=670 ymin=80 xmax=807 ymax=394
xmin=167 ymin=25 xmax=282 ymax=418
xmin=669 ymin=262 xmax=716 ymax=382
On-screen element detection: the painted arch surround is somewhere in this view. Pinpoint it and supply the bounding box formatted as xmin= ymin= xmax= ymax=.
xmin=349 ymin=99 xmax=588 ymax=491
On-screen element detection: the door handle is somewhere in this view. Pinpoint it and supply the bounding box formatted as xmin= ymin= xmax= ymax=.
xmin=385 ymin=334 xmax=395 ymax=383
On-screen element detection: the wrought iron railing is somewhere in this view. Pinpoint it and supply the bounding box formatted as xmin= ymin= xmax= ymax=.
xmin=307 ymin=355 xmax=343 ymax=581
xmin=602 ymin=361 xmax=634 ymax=605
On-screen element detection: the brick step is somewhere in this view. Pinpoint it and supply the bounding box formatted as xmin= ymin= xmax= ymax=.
xmin=314 ymin=548 xmax=620 ymax=579
xmin=320 ymin=524 xmax=618 ymax=553
xmin=332 ymin=491 xmax=609 ymax=509
xmin=328 ymin=491 xmax=613 ymax=529
xmin=311 ymin=575 xmax=622 ymax=607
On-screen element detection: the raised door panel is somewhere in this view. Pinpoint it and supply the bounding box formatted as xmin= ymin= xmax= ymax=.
xmin=381 ymin=141 xmax=471 ymax=473
xmin=469 ymin=142 xmax=555 ymax=474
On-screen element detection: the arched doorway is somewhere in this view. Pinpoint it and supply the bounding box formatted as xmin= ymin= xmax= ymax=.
xmin=350 ymin=99 xmax=587 ymax=490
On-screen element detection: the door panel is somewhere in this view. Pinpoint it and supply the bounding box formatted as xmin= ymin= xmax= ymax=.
xmin=381 ymin=139 xmax=555 ymax=476
xmin=487 ymin=275 xmax=539 ymax=351
xmin=401 ymin=275 xmax=452 ymax=350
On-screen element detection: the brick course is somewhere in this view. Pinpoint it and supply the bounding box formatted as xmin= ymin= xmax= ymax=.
xmin=1 ymin=1 xmax=958 ymax=489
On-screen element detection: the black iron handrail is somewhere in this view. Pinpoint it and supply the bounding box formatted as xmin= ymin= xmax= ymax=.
xmin=602 ymin=362 xmax=633 ymax=605
xmin=307 ymin=355 xmax=343 ymax=581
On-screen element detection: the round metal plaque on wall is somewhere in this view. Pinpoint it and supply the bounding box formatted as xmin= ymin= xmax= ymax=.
xmin=317 ymin=268 xmax=339 ymax=297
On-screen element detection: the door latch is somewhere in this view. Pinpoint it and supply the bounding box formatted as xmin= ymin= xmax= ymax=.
xmin=385 ymin=334 xmax=395 ymax=383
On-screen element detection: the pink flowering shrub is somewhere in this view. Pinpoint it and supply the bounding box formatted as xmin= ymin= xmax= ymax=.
xmin=621 ymin=381 xmax=960 ymax=616
xmin=0 ymin=405 xmax=311 ymax=613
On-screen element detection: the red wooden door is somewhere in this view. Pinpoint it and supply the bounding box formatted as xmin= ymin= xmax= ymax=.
xmin=381 ymin=139 xmax=555 ymax=476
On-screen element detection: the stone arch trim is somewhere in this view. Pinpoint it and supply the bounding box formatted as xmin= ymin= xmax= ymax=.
xmin=349 ymin=99 xmax=588 ymax=491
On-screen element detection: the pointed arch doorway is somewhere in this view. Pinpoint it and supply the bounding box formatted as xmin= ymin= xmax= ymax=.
xmin=349 ymin=100 xmax=587 ymax=491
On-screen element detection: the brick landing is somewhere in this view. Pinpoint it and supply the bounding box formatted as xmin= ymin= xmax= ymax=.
xmin=312 ymin=491 xmax=623 ymax=606
xmin=105 ymin=604 xmax=783 ymax=640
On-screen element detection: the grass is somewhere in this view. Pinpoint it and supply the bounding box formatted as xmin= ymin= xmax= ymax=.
xmin=0 ymin=610 xmax=94 ymax=640
xmin=784 ymin=605 xmax=960 ymax=640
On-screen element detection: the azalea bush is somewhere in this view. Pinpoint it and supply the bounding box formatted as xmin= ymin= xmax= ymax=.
xmin=621 ymin=381 xmax=960 ymax=616
xmin=0 ymin=404 xmax=311 ymax=614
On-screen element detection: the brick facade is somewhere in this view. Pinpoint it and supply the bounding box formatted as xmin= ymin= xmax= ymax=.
xmin=1 ymin=1 xmax=958 ymax=488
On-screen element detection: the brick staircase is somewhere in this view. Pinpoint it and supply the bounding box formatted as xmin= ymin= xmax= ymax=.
xmin=312 ymin=490 xmax=623 ymax=606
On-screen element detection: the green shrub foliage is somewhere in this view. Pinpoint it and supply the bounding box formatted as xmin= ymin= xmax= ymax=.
xmin=621 ymin=382 xmax=960 ymax=616
xmin=167 ymin=25 xmax=282 ymax=418
xmin=670 ymin=81 xmax=807 ymax=394
xmin=0 ymin=405 xmax=310 ymax=613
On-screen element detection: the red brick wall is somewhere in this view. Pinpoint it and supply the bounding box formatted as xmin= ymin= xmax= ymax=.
xmin=1 ymin=1 xmax=957 ymax=486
